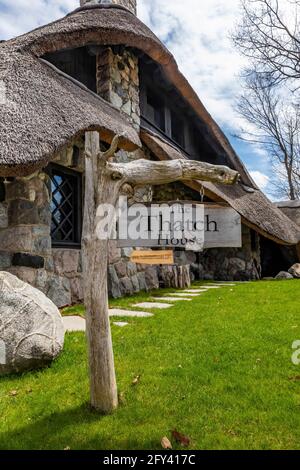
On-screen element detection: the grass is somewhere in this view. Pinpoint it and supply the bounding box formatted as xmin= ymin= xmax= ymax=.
xmin=1 ymin=280 xmax=300 ymax=450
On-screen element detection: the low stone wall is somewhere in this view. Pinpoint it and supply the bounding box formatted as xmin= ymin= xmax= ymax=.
xmin=172 ymin=225 xmax=261 ymax=282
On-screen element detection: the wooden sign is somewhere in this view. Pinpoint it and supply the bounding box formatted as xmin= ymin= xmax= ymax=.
xmin=130 ymin=250 xmax=174 ymax=265
xmin=117 ymin=203 xmax=242 ymax=250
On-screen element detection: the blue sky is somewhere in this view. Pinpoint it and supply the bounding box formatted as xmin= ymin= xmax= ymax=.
xmin=0 ymin=0 xmax=273 ymax=195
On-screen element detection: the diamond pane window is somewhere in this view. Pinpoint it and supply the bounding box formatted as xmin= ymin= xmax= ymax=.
xmin=48 ymin=165 xmax=82 ymax=247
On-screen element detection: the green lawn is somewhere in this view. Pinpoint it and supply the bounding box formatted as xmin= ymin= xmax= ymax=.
xmin=1 ymin=280 xmax=300 ymax=450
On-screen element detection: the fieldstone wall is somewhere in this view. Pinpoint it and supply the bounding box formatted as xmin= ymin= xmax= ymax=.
xmin=96 ymin=47 xmax=140 ymax=130
xmin=153 ymin=182 xmax=262 ymax=282
xmin=80 ymin=1 xmax=137 ymax=15
xmin=0 ymin=173 xmax=73 ymax=307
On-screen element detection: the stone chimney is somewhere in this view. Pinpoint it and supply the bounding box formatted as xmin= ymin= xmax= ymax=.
xmin=79 ymin=0 xmax=137 ymax=15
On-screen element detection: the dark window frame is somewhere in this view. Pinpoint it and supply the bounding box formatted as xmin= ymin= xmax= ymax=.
xmin=0 ymin=178 xmax=5 ymax=202
xmin=140 ymin=77 xmax=188 ymax=153
xmin=47 ymin=164 xmax=83 ymax=249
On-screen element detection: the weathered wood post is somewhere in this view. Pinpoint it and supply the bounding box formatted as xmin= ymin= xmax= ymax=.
xmin=82 ymin=130 xmax=239 ymax=413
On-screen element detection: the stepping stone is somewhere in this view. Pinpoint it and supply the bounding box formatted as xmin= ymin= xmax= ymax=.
xmin=63 ymin=316 xmax=86 ymax=332
xmin=201 ymin=286 xmax=221 ymax=289
xmin=133 ymin=302 xmax=172 ymax=309
xmin=109 ymin=309 xmax=153 ymax=318
xmin=113 ymin=322 xmax=129 ymax=327
xmin=182 ymin=289 xmax=207 ymax=293
xmin=207 ymin=283 xmax=236 ymax=287
xmin=154 ymin=297 xmax=192 ymax=302
xmin=172 ymin=293 xmax=200 ymax=297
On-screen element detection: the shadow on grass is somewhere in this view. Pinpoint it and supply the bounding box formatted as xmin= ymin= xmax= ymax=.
xmin=0 ymin=402 xmax=157 ymax=450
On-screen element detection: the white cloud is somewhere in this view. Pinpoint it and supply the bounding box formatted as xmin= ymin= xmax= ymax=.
xmin=138 ymin=0 xmax=247 ymax=129
xmin=249 ymin=171 xmax=270 ymax=191
xmin=1 ymin=0 xmax=291 ymax=196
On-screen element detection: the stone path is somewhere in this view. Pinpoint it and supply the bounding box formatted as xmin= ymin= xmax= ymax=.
xmin=63 ymin=316 xmax=86 ymax=332
xmin=153 ymin=297 xmax=192 ymax=302
xmin=184 ymin=289 xmax=207 ymax=293
xmin=63 ymin=282 xmax=240 ymax=332
xmin=109 ymin=308 xmax=153 ymax=318
xmin=133 ymin=302 xmax=173 ymax=310
xmin=171 ymin=292 xmax=200 ymax=297
xmin=113 ymin=322 xmax=129 ymax=327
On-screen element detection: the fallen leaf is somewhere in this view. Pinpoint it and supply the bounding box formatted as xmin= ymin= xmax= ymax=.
xmin=9 ymin=390 xmax=18 ymax=397
xmin=289 ymin=376 xmax=300 ymax=382
xmin=161 ymin=437 xmax=172 ymax=450
xmin=171 ymin=429 xmax=191 ymax=447
xmin=132 ymin=375 xmax=141 ymax=386
xmin=118 ymin=391 xmax=126 ymax=404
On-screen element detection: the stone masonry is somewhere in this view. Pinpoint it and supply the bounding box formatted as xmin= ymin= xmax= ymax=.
xmin=96 ymin=47 xmax=140 ymax=130
xmin=80 ymin=1 xmax=137 ymax=15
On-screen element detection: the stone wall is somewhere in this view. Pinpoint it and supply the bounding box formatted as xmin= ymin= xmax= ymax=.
xmin=96 ymin=47 xmax=140 ymax=130
xmin=153 ymin=182 xmax=262 ymax=282
xmin=80 ymin=1 xmax=137 ymax=15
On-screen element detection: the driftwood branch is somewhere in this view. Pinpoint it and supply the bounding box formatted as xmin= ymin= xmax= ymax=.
xmin=100 ymin=133 xmax=124 ymax=162
xmin=106 ymin=159 xmax=239 ymax=186
xmin=83 ymin=131 xmax=240 ymax=414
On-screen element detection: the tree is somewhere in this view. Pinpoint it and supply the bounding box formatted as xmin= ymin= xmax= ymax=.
xmin=232 ymin=0 xmax=300 ymax=199
xmin=82 ymin=131 xmax=239 ymax=413
xmin=233 ymin=0 xmax=300 ymax=89
xmin=237 ymin=74 xmax=300 ymax=199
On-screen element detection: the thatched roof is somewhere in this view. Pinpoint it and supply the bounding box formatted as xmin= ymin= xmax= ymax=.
xmin=0 ymin=10 xmax=141 ymax=177
xmin=0 ymin=3 xmax=253 ymax=185
xmin=141 ymin=129 xmax=300 ymax=246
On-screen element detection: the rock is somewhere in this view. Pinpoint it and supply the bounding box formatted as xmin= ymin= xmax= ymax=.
xmin=127 ymin=261 xmax=137 ymax=277
xmin=120 ymin=277 xmax=134 ymax=296
xmin=12 ymin=253 xmax=44 ymax=269
xmin=0 ymin=203 xmax=8 ymax=228
xmin=46 ymin=275 xmax=71 ymax=308
xmin=0 ymin=271 xmax=64 ymax=376
xmin=288 ymin=263 xmax=300 ymax=279
xmin=108 ymin=265 xmax=122 ymax=299
xmin=114 ymin=261 xmax=127 ymax=278
xmin=131 ymin=275 xmax=140 ymax=293
xmin=0 ymin=251 xmax=12 ymax=269
xmin=108 ymin=241 xmax=121 ymax=264
xmin=137 ymin=272 xmax=148 ymax=292
xmin=145 ymin=267 xmax=159 ymax=290
xmin=52 ymin=249 xmax=80 ymax=277
xmin=8 ymin=200 xmax=40 ymax=225
xmin=275 ymin=271 xmax=294 ymax=280
xmin=70 ymin=276 xmax=84 ymax=304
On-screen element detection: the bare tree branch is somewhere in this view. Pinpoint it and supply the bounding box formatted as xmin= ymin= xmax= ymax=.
xmin=106 ymin=159 xmax=239 ymax=186
xmin=233 ymin=0 xmax=300 ymax=88
xmin=236 ymin=74 xmax=300 ymax=199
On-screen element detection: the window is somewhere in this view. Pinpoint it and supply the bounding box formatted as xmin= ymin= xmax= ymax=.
xmin=146 ymin=89 xmax=165 ymax=132
xmin=171 ymin=111 xmax=185 ymax=148
xmin=48 ymin=165 xmax=82 ymax=247
xmin=43 ymin=47 xmax=97 ymax=93
xmin=0 ymin=178 xmax=5 ymax=202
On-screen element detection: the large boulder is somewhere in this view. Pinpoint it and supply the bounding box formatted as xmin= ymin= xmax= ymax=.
xmin=288 ymin=263 xmax=300 ymax=279
xmin=0 ymin=271 xmax=65 ymax=376
xmin=275 ymin=271 xmax=294 ymax=280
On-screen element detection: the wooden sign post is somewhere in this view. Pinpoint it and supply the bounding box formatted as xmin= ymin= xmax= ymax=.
xmin=82 ymin=131 xmax=239 ymax=414
xmin=130 ymin=250 xmax=174 ymax=265
xmin=118 ymin=202 xmax=242 ymax=250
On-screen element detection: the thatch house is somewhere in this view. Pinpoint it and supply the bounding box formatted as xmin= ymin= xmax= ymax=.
xmin=0 ymin=0 xmax=299 ymax=307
